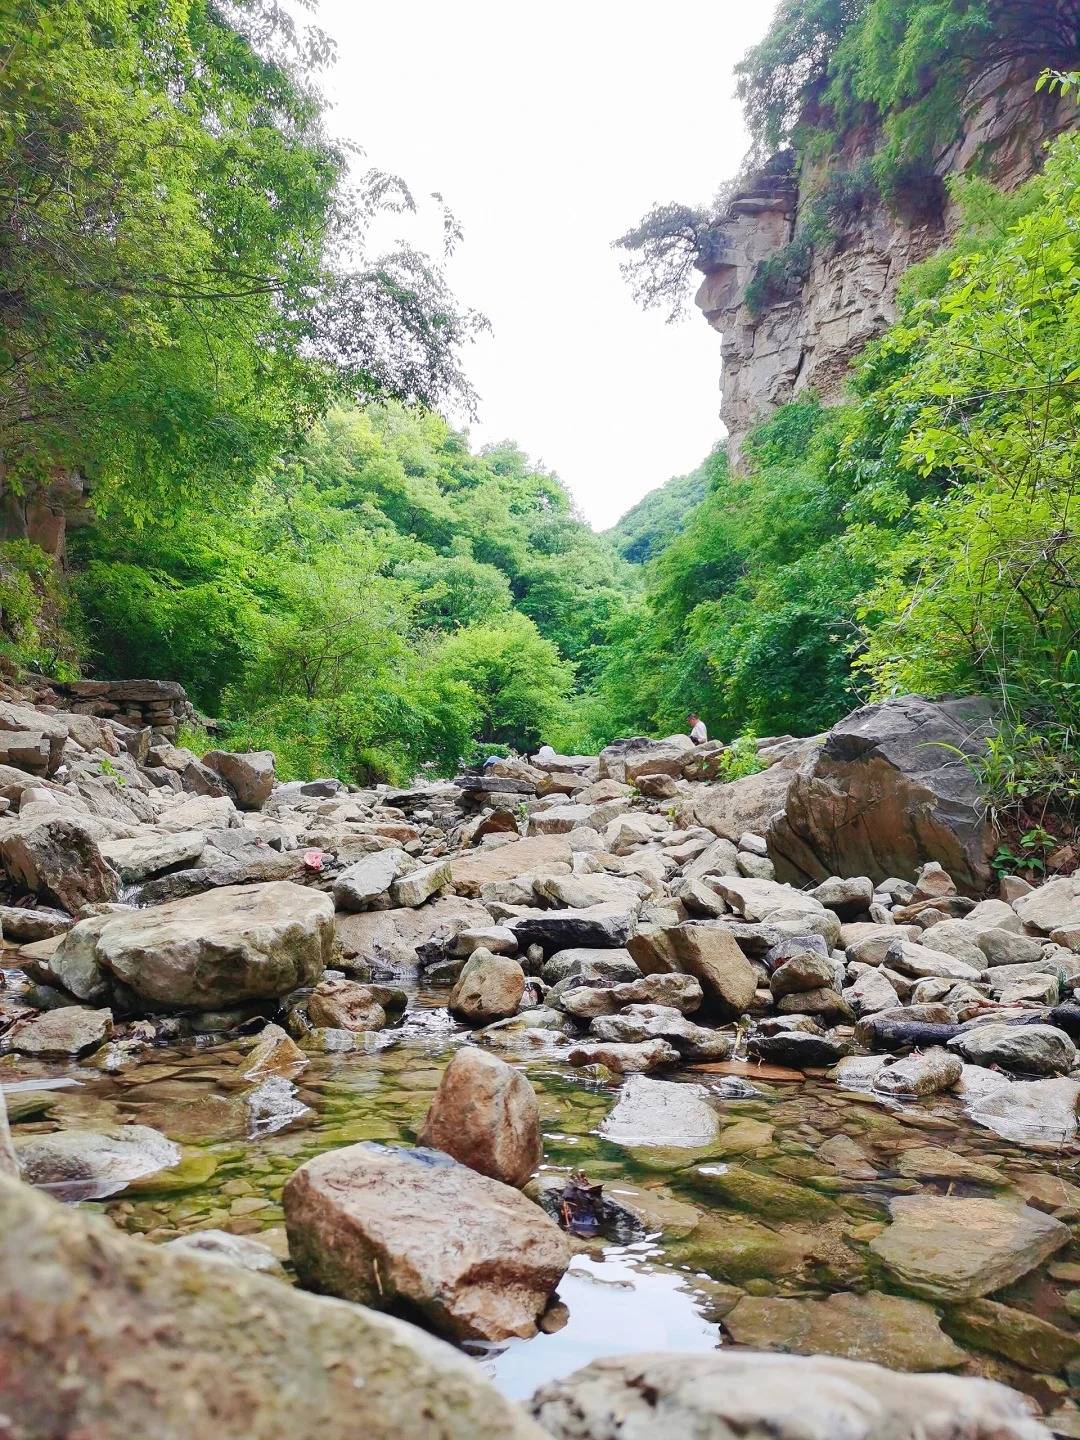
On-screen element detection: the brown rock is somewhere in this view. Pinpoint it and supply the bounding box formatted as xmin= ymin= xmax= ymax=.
xmin=283 ymin=1142 xmax=572 ymax=1342
xmin=307 ymin=978 xmax=387 ymax=1032
xmin=418 ymin=1048 xmax=541 ymax=1187
xmin=0 ymin=815 xmax=120 ymax=912
xmin=449 ymin=835 xmax=572 ymax=897
xmin=449 ymin=949 xmax=526 ymax=1026
xmin=0 ymin=1175 xmax=543 ymax=1440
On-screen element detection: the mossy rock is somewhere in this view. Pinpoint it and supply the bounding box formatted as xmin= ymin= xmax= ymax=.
xmin=683 ymin=1164 xmax=837 ymax=1223
xmin=945 ymin=1298 xmax=1080 ymax=1374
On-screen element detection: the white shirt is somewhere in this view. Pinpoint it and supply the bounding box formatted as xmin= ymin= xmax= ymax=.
xmin=690 ymin=720 xmax=708 ymax=744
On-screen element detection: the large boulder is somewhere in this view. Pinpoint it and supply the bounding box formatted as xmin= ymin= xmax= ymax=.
xmin=449 ymin=834 xmax=572 ymax=897
xmin=766 ymin=697 xmax=996 ymax=894
xmin=202 ymin=750 xmax=274 ymax=809
xmin=332 ymin=848 xmax=413 ymax=912
xmin=0 ymin=1175 xmax=543 ymax=1440
xmin=0 ymin=815 xmax=121 ymax=912
xmin=307 ymin=978 xmax=387 ymax=1032
xmin=948 ymin=1023 xmax=1077 ymax=1077
xmin=418 ymin=1048 xmax=541 ymax=1187
xmin=529 ymin=1352 xmax=1049 ymax=1440
xmin=283 ymin=1142 xmax=572 ymax=1342
xmin=51 ymin=881 xmax=334 ymax=1011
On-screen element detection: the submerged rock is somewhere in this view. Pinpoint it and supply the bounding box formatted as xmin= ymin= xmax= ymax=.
xmin=2 ymin=1004 xmax=113 ymax=1058
xmin=529 ymin=1351 xmax=1048 ymax=1440
xmin=724 ymin=1290 xmax=966 ymax=1371
xmin=598 ymin=1075 xmax=720 ymax=1150
xmin=283 ymin=1142 xmax=572 ymax=1342
xmin=872 ymin=1046 xmax=962 ymax=1097
xmin=162 ymin=1229 xmax=284 ymax=1275
xmin=0 ymin=1175 xmax=543 ymax=1439
xmin=870 ymin=1195 xmax=1069 ymax=1301
xmin=418 ymin=1048 xmax=541 ymax=1188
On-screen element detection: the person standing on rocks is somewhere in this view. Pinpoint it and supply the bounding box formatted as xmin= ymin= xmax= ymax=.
xmin=688 ymin=714 xmax=707 ymax=745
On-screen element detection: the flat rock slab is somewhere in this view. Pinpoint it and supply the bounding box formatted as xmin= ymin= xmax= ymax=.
xmin=2 ymin=1005 xmax=113 ymax=1059
xmin=870 ymin=1195 xmax=1069 ymax=1301
xmin=0 ymin=1175 xmax=543 ymax=1440
xmin=529 ymin=1351 xmax=1050 ymax=1440
xmin=336 ymin=896 xmax=493 ymax=974
xmin=724 ymin=1291 xmax=966 ymax=1371
xmin=449 ymin=835 xmax=572 ymax=897
xmin=283 ymin=1142 xmax=572 ymax=1342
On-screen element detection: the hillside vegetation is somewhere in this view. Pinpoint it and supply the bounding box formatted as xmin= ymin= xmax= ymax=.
xmin=4 ymin=0 xmax=1080 ymax=837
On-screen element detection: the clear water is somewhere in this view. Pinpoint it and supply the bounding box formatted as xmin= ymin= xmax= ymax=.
xmin=4 ymin=982 xmax=1079 ymax=1412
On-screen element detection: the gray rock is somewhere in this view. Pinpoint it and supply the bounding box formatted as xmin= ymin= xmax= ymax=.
xmin=770 ymin=951 xmax=835 ymax=997
xmin=16 ymin=1124 xmax=179 ymax=1200
xmin=391 ymin=859 xmax=453 ymax=908
xmin=949 ymin=1023 xmax=1077 ymax=1077
xmin=98 ymin=829 xmax=205 ymax=882
xmin=529 ymin=1351 xmax=1049 ymax=1440
xmin=541 ymin=947 xmax=639 ymax=987
xmin=842 ymin=967 xmax=900 ymax=1017
xmin=964 ymin=1074 xmax=1080 ymax=1147
xmin=735 ymin=851 xmax=775 ymax=880
xmin=872 ymin=1046 xmax=963 ymax=1097
xmin=202 ymin=750 xmax=275 ymax=810
xmin=590 ymin=1004 xmax=732 ymax=1061
xmin=808 ymin=875 xmax=874 ymax=919
xmin=1014 ymin=875 xmax=1080 ymax=935
xmin=884 ymin=939 xmax=982 ymax=981
xmin=0 ymin=904 xmax=73 ymax=942
xmin=332 ymin=848 xmax=413 ymax=911
xmin=919 ymin=920 xmax=986 ymax=968
xmin=978 ymin=928 xmax=1044 ymax=967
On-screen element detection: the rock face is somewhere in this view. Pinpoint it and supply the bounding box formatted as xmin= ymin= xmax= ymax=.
xmin=767 ymin=697 xmax=996 ymax=894
xmin=418 ymin=1048 xmax=541 ymax=1187
xmin=283 ymin=1142 xmax=572 ymax=1342
xmin=52 ymin=881 xmax=334 ymax=1010
xmin=870 ymin=1196 xmax=1069 ymax=1301
xmin=0 ymin=1175 xmax=544 ymax=1440
xmin=693 ymin=62 xmax=1075 ymax=465
xmin=529 ymin=1351 xmax=1049 ymax=1440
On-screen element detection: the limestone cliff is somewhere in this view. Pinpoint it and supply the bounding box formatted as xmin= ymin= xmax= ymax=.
xmin=696 ymin=62 xmax=1078 ymax=464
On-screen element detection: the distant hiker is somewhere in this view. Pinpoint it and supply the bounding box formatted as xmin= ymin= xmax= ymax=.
xmin=688 ymin=714 xmax=708 ymax=745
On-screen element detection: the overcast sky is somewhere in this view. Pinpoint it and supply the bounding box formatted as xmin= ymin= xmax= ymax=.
xmin=316 ymin=0 xmax=777 ymax=528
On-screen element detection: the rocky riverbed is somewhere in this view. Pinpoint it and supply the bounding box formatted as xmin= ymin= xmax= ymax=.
xmin=1 ymin=682 xmax=1079 ymax=1437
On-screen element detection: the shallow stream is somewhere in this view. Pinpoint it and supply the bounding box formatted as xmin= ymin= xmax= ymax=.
xmin=4 ymin=983 xmax=1080 ymax=1411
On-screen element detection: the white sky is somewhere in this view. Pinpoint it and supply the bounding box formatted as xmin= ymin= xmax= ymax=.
xmin=315 ymin=0 xmax=778 ymax=528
